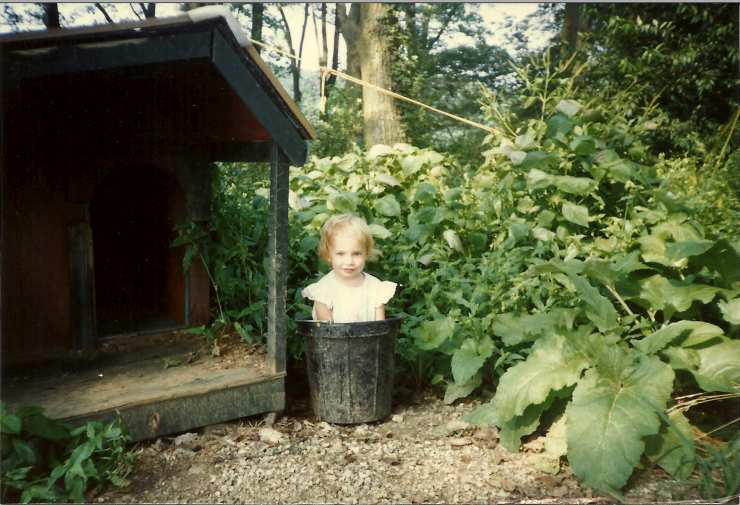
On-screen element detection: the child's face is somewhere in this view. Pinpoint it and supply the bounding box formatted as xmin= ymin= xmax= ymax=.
xmin=328 ymin=231 xmax=368 ymax=285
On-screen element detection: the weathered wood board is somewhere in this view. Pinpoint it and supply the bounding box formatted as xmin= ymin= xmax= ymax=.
xmin=2 ymin=335 xmax=285 ymax=441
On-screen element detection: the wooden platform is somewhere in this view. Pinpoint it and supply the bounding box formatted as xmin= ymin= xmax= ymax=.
xmin=2 ymin=333 xmax=285 ymax=441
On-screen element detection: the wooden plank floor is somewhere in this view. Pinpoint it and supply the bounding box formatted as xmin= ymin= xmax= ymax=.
xmin=2 ymin=333 xmax=285 ymax=441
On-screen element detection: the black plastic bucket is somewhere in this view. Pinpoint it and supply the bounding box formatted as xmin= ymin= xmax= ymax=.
xmin=296 ymin=316 xmax=403 ymax=424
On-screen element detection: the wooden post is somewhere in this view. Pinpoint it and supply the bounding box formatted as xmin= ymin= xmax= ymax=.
xmin=267 ymin=145 xmax=289 ymax=374
xmin=68 ymin=222 xmax=96 ymax=350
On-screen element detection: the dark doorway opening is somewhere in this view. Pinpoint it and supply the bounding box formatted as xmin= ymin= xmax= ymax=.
xmin=91 ymin=168 xmax=187 ymax=337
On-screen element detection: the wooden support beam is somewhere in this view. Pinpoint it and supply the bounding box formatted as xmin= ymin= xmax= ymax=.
xmin=267 ymin=146 xmax=289 ymax=374
xmin=68 ymin=222 xmax=97 ymax=350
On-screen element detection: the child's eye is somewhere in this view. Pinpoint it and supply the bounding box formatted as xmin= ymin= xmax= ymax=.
xmin=353 ymin=252 xmax=362 ymax=257
xmin=337 ymin=252 xmax=344 ymax=256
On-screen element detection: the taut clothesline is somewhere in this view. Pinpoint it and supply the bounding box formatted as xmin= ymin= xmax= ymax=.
xmin=248 ymin=38 xmax=507 ymax=137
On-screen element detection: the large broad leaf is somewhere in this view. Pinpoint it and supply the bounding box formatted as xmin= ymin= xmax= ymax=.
xmin=367 ymin=224 xmax=392 ymax=240
xmin=570 ymin=136 xmax=597 ymax=156
xmin=633 ymin=321 xmax=725 ymax=354
xmin=534 ymin=414 xmax=569 ymax=474
xmin=718 ymin=298 xmax=740 ymax=325
xmin=374 ymin=194 xmax=401 ymax=217
xmin=492 ymin=309 xmax=579 ymax=346
xmin=467 ymin=390 xmax=568 ymax=453
xmin=692 ymin=338 xmax=740 ymax=393
xmin=413 ymin=182 xmax=438 ymax=203
xmin=566 ymin=352 xmax=675 ymax=493
xmin=327 ymin=192 xmax=358 ymax=213
xmin=644 ymin=410 xmax=695 ymax=480
xmin=555 ymin=99 xmax=581 ymax=118
xmin=367 ymin=144 xmax=394 ymax=159
xmin=401 ymin=155 xmax=424 ymax=176
xmin=568 ymin=274 xmax=620 ymax=332
xmin=444 ymin=372 xmax=481 ymax=405
xmin=491 ymin=334 xmax=589 ymax=423
xmin=443 ymin=229 xmax=464 ymax=253
xmin=665 ymin=240 xmax=715 ymax=262
xmin=374 ymin=173 xmax=401 ymax=187
xmin=414 ymin=207 xmax=446 ymax=225
xmin=546 ymin=114 xmax=573 ymax=138
xmin=634 ymin=275 xmax=730 ymax=317
xmin=562 ymin=202 xmax=589 ymax=227
xmin=451 ymin=337 xmax=495 ymax=385
xmin=520 ymin=151 xmax=558 ymax=170
xmin=691 ymin=239 xmax=740 ymax=286
xmin=414 ymin=317 xmax=455 ymax=351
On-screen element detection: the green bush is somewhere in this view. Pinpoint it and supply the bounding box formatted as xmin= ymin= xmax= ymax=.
xmin=1 ymin=402 xmax=138 ymax=503
xmin=177 ymin=48 xmax=738 ymax=499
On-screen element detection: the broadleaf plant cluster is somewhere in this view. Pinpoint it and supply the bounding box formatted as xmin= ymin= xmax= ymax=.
xmin=1 ymin=402 xmax=139 ymax=503
xmin=174 ymin=51 xmax=738 ymax=497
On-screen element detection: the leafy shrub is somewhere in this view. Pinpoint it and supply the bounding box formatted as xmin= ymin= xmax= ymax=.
xmin=177 ymin=46 xmax=738 ymax=499
xmin=1 ymin=401 xmax=138 ymax=503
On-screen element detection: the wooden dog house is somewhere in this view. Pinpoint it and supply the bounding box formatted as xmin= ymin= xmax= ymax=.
xmin=1 ymin=7 xmax=315 ymax=440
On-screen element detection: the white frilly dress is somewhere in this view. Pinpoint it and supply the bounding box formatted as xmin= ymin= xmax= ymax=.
xmin=302 ymin=271 xmax=397 ymax=323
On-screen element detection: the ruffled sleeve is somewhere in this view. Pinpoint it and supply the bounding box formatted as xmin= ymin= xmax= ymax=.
xmin=302 ymin=278 xmax=334 ymax=309
xmin=375 ymin=280 xmax=397 ymax=307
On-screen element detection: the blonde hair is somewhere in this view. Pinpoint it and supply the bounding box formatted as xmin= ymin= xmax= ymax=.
xmin=319 ymin=214 xmax=374 ymax=263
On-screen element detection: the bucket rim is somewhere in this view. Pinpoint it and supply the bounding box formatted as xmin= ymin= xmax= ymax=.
xmin=295 ymin=315 xmax=404 ymax=327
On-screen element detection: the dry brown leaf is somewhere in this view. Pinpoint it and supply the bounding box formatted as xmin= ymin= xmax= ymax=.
xmin=381 ymin=457 xmax=401 ymax=466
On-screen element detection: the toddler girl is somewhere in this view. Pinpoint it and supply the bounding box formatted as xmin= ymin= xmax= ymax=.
xmin=302 ymin=214 xmax=396 ymax=323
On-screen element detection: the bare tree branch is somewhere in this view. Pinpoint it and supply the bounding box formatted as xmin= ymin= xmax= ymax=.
xmin=297 ymin=3 xmax=309 ymax=70
xmin=95 ymin=3 xmax=115 ymax=24
xmin=129 ymin=3 xmax=143 ymax=20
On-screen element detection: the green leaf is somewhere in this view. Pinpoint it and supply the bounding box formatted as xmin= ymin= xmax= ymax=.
xmin=718 ymin=298 xmax=740 ymax=325
xmin=665 ymin=240 xmax=715 ymax=262
xmin=555 ymin=99 xmax=581 ymax=118
xmin=562 ymin=202 xmax=589 ymax=227
xmin=568 ymin=274 xmax=619 ymax=332
xmin=415 ymin=317 xmax=455 ymax=351
xmin=20 ymin=486 xmax=64 ymax=504
xmin=413 ymin=183 xmax=438 ymax=203
xmin=566 ymin=354 xmax=675 ymax=493
xmin=367 ymin=144 xmax=394 ymax=159
xmin=520 ymin=151 xmax=558 ymax=170
xmin=374 ymin=173 xmax=400 ymax=187
xmin=374 ymin=194 xmax=401 ymax=217
xmin=692 ymin=338 xmax=740 ymax=393
xmin=491 ymin=334 xmax=589 ymax=422
xmin=414 ymin=207 xmax=446 ymax=225
xmin=662 ymin=347 xmax=700 ymax=371
xmin=644 ymin=410 xmax=695 ymax=480
xmin=403 ymin=224 xmax=428 ymax=242
xmin=70 ymin=440 xmax=95 ymax=466
xmin=367 ymin=224 xmax=392 ymax=239
xmin=327 ymin=192 xmax=358 ymax=213
xmin=444 ymin=372 xmax=482 ymax=405
xmin=691 ymin=239 xmax=740 ymax=285
xmin=451 ymin=337 xmax=495 ymax=385
xmin=401 ymin=155 xmax=424 ymax=176
xmin=570 ymin=136 xmax=596 ymax=156
xmin=633 ymin=321 xmax=725 ymax=354
xmin=12 ymin=438 xmax=36 ymax=465
xmin=498 ymin=402 xmax=550 ymax=453
xmin=492 ymin=309 xmax=579 ymax=346
xmin=546 ymin=114 xmax=573 ymax=138
xmin=582 ymin=257 xmax=621 ymax=287
xmin=1 ymin=414 xmax=21 ymax=435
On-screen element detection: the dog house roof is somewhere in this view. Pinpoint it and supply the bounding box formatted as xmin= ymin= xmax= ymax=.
xmin=0 ymin=6 xmax=316 ymax=166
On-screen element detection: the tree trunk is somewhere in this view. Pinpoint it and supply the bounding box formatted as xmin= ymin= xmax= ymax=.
xmin=561 ymin=4 xmax=589 ymax=55
xmin=144 ymin=3 xmax=156 ymax=18
xmin=251 ymin=3 xmax=264 ymax=54
xmin=44 ymin=3 xmax=60 ymax=28
xmin=278 ymin=5 xmax=302 ymax=103
xmin=357 ymin=3 xmax=404 ymax=147
xmin=337 ymin=3 xmax=362 ymax=89
xmin=327 ymin=4 xmax=341 ymax=87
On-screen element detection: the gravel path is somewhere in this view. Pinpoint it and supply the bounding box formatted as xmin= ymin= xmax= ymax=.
xmin=94 ymin=395 xmax=602 ymax=504
xmin=95 ymin=393 xmax=689 ymax=504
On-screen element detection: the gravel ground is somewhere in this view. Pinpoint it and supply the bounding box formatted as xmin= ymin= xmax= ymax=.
xmin=93 ymin=391 xmax=695 ymax=505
